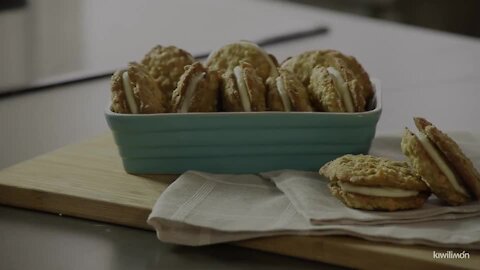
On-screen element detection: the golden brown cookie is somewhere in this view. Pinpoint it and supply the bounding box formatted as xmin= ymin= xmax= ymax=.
xmin=282 ymin=50 xmax=372 ymax=112
xmin=329 ymin=184 xmax=430 ymax=211
xmin=326 ymin=50 xmax=374 ymax=103
xmin=141 ymin=45 xmax=195 ymax=99
xmin=266 ymin=68 xmax=313 ymax=112
xmin=206 ymin=41 xmax=278 ymax=82
xmin=281 ymin=50 xmax=331 ymax=86
xmin=320 ymin=154 xmax=430 ymax=211
xmin=171 ymin=62 xmax=219 ymax=113
xmin=220 ymin=61 xmax=267 ymax=112
xmin=401 ymin=117 xmax=479 ymax=205
xmin=110 ymin=62 xmax=168 ymax=114
xmin=308 ymin=66 xmax=355 ymax=112
xmin=415 ymin=118 xmax=480 ymax=199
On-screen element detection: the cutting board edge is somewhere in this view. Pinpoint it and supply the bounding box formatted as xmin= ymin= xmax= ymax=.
xmin=1 ymin=183 xmax=477 ymax=270
xmin=235 ymin=236 xmax=475 ymax=270
xmin=0 ymin=183 xmax=153 ymax=230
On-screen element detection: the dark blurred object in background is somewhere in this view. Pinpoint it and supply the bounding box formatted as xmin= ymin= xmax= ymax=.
xmin=0 ymin=0 xmax=478 ymax=96
xmin=287 ymin=0 xmax=480 ymax=37
xmin=394 ymin=0 xmax=480 ymax=37
xmin=0 ymin=0 xmax=26 ymax=12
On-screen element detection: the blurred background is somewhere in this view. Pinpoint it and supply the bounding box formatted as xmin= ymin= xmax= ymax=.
xmin=0 ymin=0 xmax=479 ymax=170
xmin=291 ymin=0 xmax=480 ymax=37
xmin=0 ymin=0 xmax=479 ymax=95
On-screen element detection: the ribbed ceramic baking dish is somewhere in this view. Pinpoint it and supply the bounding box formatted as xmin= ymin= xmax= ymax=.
xmin=105 ymin=80 xmax=382 ymax=174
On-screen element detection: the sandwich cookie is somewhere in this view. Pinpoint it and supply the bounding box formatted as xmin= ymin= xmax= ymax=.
xmin=221 ymin=61 xmax=267 ymax=112
xmin=141 ymin=45 xmax=195 ymax=99
xmin=320 ymin=154 xmax=430 ymax=211
xmin=281 ymin=50 xmax=373 ymax=112
xmin=308 ymin=65 xmax=357 ymax=112
xmin=110 ymin=62 xmax=168 ymax=114
xmin=266 ymin=68 xmax=313 ymax=112
xmin=171 ymin=62 xmax=219 ymax=113
xmin=206 ymin=41 xmax=279 ymax=82
xmin=326 ymin=50 xmax=374 ymax=102
xmin=280 ymin=50 xmax=331 ymax=86
xmin=401 ymin=117 xmax=480 ymax=205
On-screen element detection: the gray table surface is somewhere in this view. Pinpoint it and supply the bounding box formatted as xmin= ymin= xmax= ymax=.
xmin=0 ymin=206 xmax=341 ymax=270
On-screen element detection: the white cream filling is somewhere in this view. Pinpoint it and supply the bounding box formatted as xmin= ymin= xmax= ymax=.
xmin=179 ymin=72 xmax=205 ymax=113
xmin=418 ymin=132 xmax=468 ymax=195
xmin=276 ymin=77 xmax=292 ymax=112
xmin=121 ymin=71 xmax=138 ymax=114
xmin=326 ymin=67 xmax=355 ymax=113
xmin=233 ymin=66 xmax=252 ymax=112
xmin=338 ymin=182 xmax=419 ymax=197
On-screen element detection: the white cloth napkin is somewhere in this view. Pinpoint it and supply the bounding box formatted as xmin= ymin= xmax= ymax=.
xmin=147 ymin=133 xmax=480 ymax=249
xmin=265 ymin=170 xmax=480 ymax=225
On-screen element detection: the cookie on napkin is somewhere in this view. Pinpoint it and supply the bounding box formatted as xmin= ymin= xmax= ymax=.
xmin=319 ymin=154 xmax=431 ymax=211
xmin=401 ymin=117 xmax=480 ymax=205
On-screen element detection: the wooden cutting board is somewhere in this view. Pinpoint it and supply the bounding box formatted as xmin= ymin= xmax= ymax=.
xmin=0 ymin=134 xmax=477 ymax=269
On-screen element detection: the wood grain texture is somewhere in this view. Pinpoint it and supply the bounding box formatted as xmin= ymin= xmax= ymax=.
xmin=0 ymin=134 xmax=477 ymax=269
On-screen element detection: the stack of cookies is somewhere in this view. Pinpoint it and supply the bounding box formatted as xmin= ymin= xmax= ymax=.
xmin=320 ymin=117 xmax=480 ymax=211
xmin=110 ymin=42 xmax=375 ymax=114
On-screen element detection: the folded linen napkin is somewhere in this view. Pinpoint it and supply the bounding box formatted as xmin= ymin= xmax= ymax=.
xmin=147 ymin=170 xmax=480 ymax=249
xmin=147 ymin=133 xmax=480 ymax=249
xmin=265 ymin=170 xmax=480 ymax=225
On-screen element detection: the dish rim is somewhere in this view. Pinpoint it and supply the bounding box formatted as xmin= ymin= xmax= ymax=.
xmin=105 ymin=78 xmax=382 ymax=117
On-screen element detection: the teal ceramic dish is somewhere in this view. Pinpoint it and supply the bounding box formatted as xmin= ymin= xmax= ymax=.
xmin=105 ymin=80 xmax=382 ymax=174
